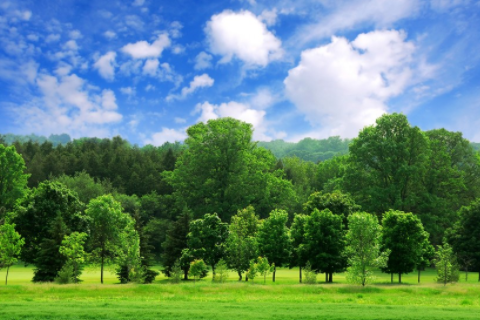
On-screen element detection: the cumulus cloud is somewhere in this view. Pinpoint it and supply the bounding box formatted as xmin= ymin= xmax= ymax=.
xmin=104 ymin=31 xmax=116 ymax=39
xmin=194 ymin=51 xmax=213 ymax=70
xmin=431 ymin=0 xmax=468 ymax=11
xmin=167 ymin=74 xmax=214 ymax=101
xmin=284 ymin=30 xmax=417 ymax=138
xmin=144 ymin=128 xmax=187 ymax=146
xmin=12 ymin=73 xmax=122 ymax=138
xmin=132 ymin=0 xmax=145 ymax=6
xmin=194 ymin=101 xmax=270 ymax=140
xmin=205 ymin=10 xmax=283 ymax=67
xmin=121 ymin=33 xmax=171 ymax=59
xmin=142 ymin=59 xmax=159 ymax=76
xmin=93 ymin=51 xmax=116 ymax=80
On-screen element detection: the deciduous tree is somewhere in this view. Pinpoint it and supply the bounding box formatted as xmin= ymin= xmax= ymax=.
xmin=0 ymin=223 xmax=24 ymax=285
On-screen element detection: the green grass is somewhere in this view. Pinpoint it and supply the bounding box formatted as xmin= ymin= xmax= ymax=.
xmin=1 ymin=265 xmax=479 ymax=319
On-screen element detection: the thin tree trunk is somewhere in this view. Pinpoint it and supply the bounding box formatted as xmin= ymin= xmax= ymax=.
xmin=101 ymin=254 xmax=104 ymax=284
xmin=478 ymin=271 xmax=479 ymax=282
xmin=329 ymin=272 xmax=332 ymax=283
xmin=5 ymin=265 xmax=9 ymax=285
xmin=272 ymin=266 xmax=276 ymax=282
xmin=391 ymin=273 xmax=393 ymax=284
xmin=183 ymin=268 xmax=188 ymax=280
xmin=299 ymin=266 xmax=302 ymax=284
xmin=325 ymin=273 xmax=328 ymax=283
xmin=238 ymin=271 xmax=242 ymax=281
xmin=418 ymin=269 xmax=421 ymax=284
xmin=399 ymin=273 xmax=402 ymax=284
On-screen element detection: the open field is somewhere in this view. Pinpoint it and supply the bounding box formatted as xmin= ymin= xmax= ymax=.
xmin=1 ymin=265 xmax=480 ymax=319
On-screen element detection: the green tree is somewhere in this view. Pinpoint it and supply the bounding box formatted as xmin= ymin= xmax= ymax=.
xmin=316 ymin=155 xmax=348 ymax=192
xmin=257 ymin=209 xmax=291 ymax=282
xmin=280 ymin=156 xmax=317 ymax=212
xmin=52 ymin=171 xmax=114 ymax=204
xmin=189 ymin=259 xmax=208 ymax=284
xmin=165 ymin=117 xmax=295 ymax=221
xmin=185 ymin=213 xmax=228 ymax=278
xmin=303 ymin=209 xmax=347 ymax=282
xmin=86 ymin=195 xmax=132 ymax=284
xmin=115 ymin=222 xmax=143 ymax=284
xmin=225 ymin=206 xmax=259 ymax=281
xmin=447 ymin=199 xmax=480 ymax=281
xmin=303 ymin=190 xmax=360 ymax=227
xmin=290 ymin=213 xmax=308 ymax=283
xmin=345 ymin=113 xmax=428 ymax=216
xmin=0 ymin=223 xmax=25 ymax=285
xmin=381 ymin=210 xmax=428 ymax=283
xmin=246 ymin=259 xmax=258 ymax=283
xmin=0 ymin=144 xmax=29 ymax=215
xmin=213 ymin=258 xmax=229 ymax=283
xmin=345 ymin=212 xmax=389 ymax=286
xmin=58 ymin=232 xmax=88 ymax=284
xmin=161 ymin=207 xmax=192 ymax=280
xmin=435 ymin=241 xmax=459 ymax=286
xmin=416 ymin=234 xmax=435 ymax=284
xmin=13 ymin=181 xmax=87 ymax=282
xmin=256 ymin=256 xmax=273 ymax=284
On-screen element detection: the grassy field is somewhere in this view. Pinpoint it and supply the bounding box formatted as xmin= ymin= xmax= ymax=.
xmin=1 ymin=265 xmax=480 ymax=319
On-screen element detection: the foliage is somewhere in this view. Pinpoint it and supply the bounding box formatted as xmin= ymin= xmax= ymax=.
xmin=12 ymin=181 xmax=86 ymax=282
xmin=279 ymin=156 xmax=317 ymax=211
xmin=256 ymin=256 xmax=274 ymax=284
xmin=246 ymin=259 xmax=258 ymax=283
xmin=165 ymin=117 xmax=295 ymax=221
xmin=54 ymin=263 xmax=75 ymax=284
xmin=0 ymin=144 xmax=29 ymax=214
xmin=303 ymin=190 xmax=360 ymax=227
xmin=0 ymin=223 xmax=25 ymax=285
xmin=52 ymin=171 xmax=114 ymax=204
xmin=213 ymin=258 xmax=229 ymax=283
xmin=316 ymin=155 xmax=349 ymax=192
xmin=435 ymin=241 xmax=459 ymax=286
xmin=303 ymin=261 xmax=317 ymax=284
xmin=303 ymin=208 xmax=347 ymax=282
xmin=381 ymin=210 xmax=429 ymax=283
xmin=345 ymin=212 xmax=389 ymax=286
xmin=257 ymin=209 xmax=291 ymax=282
xmin=189 ymin=259 xmax=208 ymax=283
xmin=170 ymin=259 xmax=182 ymax=283
xmin=59 ymin=232 xmax=87 ymax=284
xmin=115 ymin=223 xmax=143 ymax=284
xmin=289 ymin=213 xmax=308 ymax=282
xmin=225 ymin=206 xmax=259 ymax=281
xmin=86 ymin=194 xmax=132 ymax=283
xmin=185 ymin=213 xmax=228 ymax=278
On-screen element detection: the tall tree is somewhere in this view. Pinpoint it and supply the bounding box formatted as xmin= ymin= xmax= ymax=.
xmin=225 ymin=206 xmax=259 ymax=281
xmin=447 ymin=199 xmax=480 ymax=281
xmin=0 ymin=144 xmax=29 ymax=214
xmin=345 ymin=212 xmax=389 ymax=286
xmin=381 ymin=210 xmax=429 ymax=283
xmin=59 ymin=232 xmax=88 ymax=284
xmin=165 ymin=117 xmax=295 ymax=221
xmin=86 ymin=195 xmax=132 ymax=284
xmin=257 ymin=209 xmax=291 ymax=282
xmin=303 ymin=209 xmax=347 ymax=282
xmin=0 ymin=223 xmax=25 ymax=285
xmin=13 ymin=181 xmax=87 ymax=282
xmin=345 ymin=113 xmax=428 ymax=216
xmin=290 ymin=213 xmax=308 ymax=283
xmin=435 ymin=240 xmax=459 ymax=286
xmin=185 ymin=213 xmax=228 ymax=278
xmin=303 ymin=190 xmax=360 ymax=227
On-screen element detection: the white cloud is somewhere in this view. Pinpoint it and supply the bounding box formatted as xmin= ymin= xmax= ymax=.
xmin=64 ymin=40 xmax=79 ymax=51
xmin=27 ymin=34 xmax=39 ymax=41
xmin=260 ymin=9 xmax=278 ymax=26
xmin=293 ymin=0 xmax=420 ymax=46
xmin=250 ymin=88 xmax=277 ymax=109
xmin=144 ymin=128 xmax=187 ymax=146
xmin=169 ymin=21 xmax=183 ymax=39
xmin=12 ymin=73 xmax=123 ymax=138
xmin=46 ymin=34 xmax=61 ymax=43
xmin=142 ymin=59 xmax=159 ymax=76
xmin=194 ymin=101 xmax=270 ymax=140
xmin=174 ymin=117 xmax=186 ymax=124
xmin=431 ymin=0 xmax=468 ymax=11
xmin=104 ymin=31 xmax=116 ymax=39
xmin=205 ymin=10 xmax=283 ymax=67
xmin=69 ymin=30 xmax=82 ymax=39
xmin=132 ymin=0 xmax=145 ymax=6
xmin=194 ymin=51 xmax=213 ymax=70
xmin=121 ymin=33 xmax=171 ymax=59
xmin=120 ymin=87 xmax=136 ymax=96
xmin=93 ymin=51 xmax=116 ymax=80
xmin=167 ymin=74 xmax=214 ymax=101
xmin=284 ymin=30 xmax=418 ymax=138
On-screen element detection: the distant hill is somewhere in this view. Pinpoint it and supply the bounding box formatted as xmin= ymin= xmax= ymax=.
xmin=258 ymin=136 xmax=350 ymax=162
xmin=0 ymin=133 xmax=71 ymax=146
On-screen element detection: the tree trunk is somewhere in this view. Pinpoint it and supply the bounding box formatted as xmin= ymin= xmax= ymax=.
xmin=325 ymin=273 xmax=328 ymax=283
xmin=183 ymin=268 xmax=188 ymax=280
xmin=212 ymin=265 xmax=215 ymax=281
xmin=101 ymin=254 xmax=104 ymax=284
xmin=329 ymin=272 xmax=333 ymax=283
xmin=399 ymin=273 xmax=402 ymax=284
xmin=478 ymin=271 xmax=479 ymax=282
xmin=272 ymin=265 xmax=276 ymax=282
xmin=418 ymin=269 xmax=421 ymax=284
xmin=5 ymin=265 xmax=9 ymax=285
xmin=238 ymin=271 xmax=242 ymax=281
xmin=299 ymin=266 xmax=302 ymax=284
xmin=391 ymin=273 xmax=393 ymax=284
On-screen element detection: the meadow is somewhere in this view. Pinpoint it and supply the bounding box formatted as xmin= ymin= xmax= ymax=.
xmin=1 ymin=265 xmax=480 ymax=319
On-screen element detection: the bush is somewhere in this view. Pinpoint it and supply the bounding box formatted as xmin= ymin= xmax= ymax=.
xmin=213 ymin=259 xmax=229 ymax=283
xmin=304 ymin=261 xmax=317 ymax=284
xmin=55 ymin=264 xmax=74 ymax=284
xmin=170 ymin=259 xmax=182 ymax=283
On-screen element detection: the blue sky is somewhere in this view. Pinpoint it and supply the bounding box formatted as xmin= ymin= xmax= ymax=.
xmin=1 ymin=0 xmax=479 ymax=145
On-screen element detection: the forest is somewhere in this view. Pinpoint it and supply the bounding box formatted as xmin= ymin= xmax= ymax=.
xmin=1 ymin=113 xmax=480 ymax=287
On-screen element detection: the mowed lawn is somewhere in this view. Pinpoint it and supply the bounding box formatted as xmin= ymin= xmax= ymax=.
xmin=1 ymin=265 xmax=480 ymax=319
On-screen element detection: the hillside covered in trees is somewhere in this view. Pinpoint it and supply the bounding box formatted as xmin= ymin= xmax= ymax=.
xmin=1 ymin=114 xmax=480 ymax=286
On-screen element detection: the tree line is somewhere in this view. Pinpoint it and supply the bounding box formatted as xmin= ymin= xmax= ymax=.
xmin=1 ymin=114 xmax=480 ymax=285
